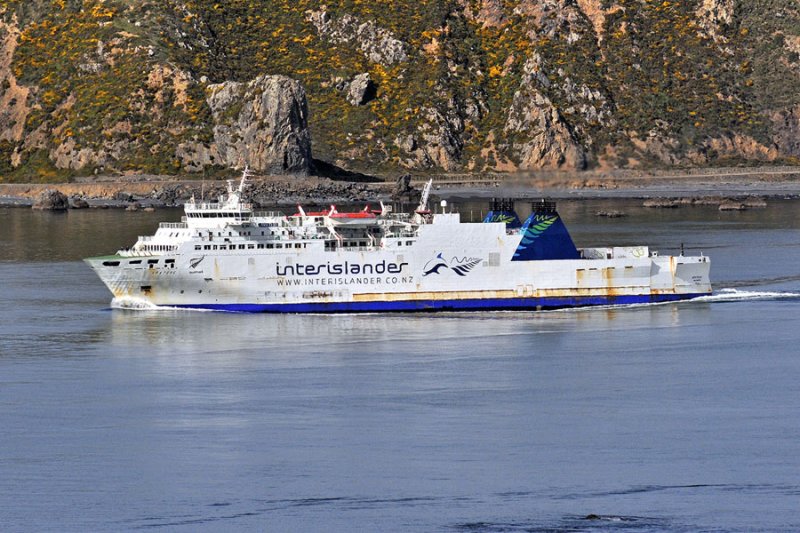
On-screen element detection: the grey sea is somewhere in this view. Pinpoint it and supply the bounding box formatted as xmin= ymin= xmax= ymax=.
xmin=1 ymin=199 xmax=799 ymax=532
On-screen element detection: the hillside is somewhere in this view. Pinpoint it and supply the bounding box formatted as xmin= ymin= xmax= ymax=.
xmin=1 ymin=0 xmax=799 ymax=182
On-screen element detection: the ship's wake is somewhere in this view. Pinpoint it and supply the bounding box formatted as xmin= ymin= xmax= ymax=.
xmin=539 ymin=288 xmax=800 ymax=315
xmin=695 ymin=288 xmax=800 ymax=303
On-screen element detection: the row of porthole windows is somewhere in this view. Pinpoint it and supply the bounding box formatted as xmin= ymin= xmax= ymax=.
xmin=206 ymin=231 xmax=258 ymax=237
xmin=103 ymin=258 xmax=175 ymax=268
xmin=187 ymin=212 xmax=247 ymax=218
xmin=194 ymin=243 xmax=307 ymax=251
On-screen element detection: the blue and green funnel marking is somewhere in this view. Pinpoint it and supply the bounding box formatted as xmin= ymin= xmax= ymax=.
xmin=483 ymin=198 xmax=523 ymax=229
xmin=483 ymin=211 xmax=522 ymax=228
xmin=512 ymin=205 xmax=580 ymax=261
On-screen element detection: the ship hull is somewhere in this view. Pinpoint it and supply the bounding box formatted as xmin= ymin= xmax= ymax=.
xmin=172 ymin=292 xmax=707 ymax=313
xmin=86 ymin=249 xmax=711 ymax=313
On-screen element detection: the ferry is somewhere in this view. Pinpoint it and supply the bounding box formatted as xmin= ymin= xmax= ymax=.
xmin=85 ymin=169 xmax=712 ymax=312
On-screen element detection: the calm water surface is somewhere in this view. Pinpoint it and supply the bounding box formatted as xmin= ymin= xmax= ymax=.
xmin=1 ymin=200 xmax=799 ymax=532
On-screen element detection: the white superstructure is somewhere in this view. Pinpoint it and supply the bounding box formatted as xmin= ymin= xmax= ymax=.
xmin=86 ymin=169 xmax=712 ymax=312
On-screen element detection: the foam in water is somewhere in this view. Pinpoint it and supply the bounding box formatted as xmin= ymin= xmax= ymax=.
xmin=697 ymin=288 xmax=800 ymax=303
xmin=109 ymin=297 xmax=210 ymax=312
xmin=538 ymin=288 xmax=800 ymax=315
xmin=111 ymin=296 xmax=160 ymax=310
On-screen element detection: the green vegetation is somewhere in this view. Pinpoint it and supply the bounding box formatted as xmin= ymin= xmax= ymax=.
xmin=0 ymin=0 xmax=798 ymax=182
xmin=603 ymin=0 xmax=766 ymax=151
xmin=3 ymin=0 xmax=212 ymax=182
xmin=735 ymin=0 xmax=800 ymax=111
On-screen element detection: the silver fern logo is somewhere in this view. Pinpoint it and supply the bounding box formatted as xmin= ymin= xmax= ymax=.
xmin=422 ymin=253 xmax=482 ymax=277
xmin=189 ymin=256 xmax=205 ymax=269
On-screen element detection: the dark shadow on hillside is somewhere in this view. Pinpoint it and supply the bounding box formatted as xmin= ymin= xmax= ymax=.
xmin=311 ymin=159 xmax=383 ymax=183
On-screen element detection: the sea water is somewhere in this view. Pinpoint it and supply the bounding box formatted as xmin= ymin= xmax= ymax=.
xmin=1 ymin=200 xmax=799 ymax=532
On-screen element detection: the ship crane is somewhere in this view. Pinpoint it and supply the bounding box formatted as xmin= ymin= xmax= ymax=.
xmin=413 ymin=178 xmax=434 ymax=224
xmin=238 ymin=165 xmax=251 ymax=193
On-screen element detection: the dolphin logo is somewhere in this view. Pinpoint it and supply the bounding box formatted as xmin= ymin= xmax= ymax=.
xmin=422 ymin=253 xmax=449 ymax=276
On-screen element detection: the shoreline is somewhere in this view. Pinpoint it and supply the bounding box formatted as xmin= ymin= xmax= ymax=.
xmin=1 ymin=169 xmax=799 ymax=208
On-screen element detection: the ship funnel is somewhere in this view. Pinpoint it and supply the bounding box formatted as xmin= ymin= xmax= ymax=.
xmin=483 ymin=198 xmax=522 ymax=228
xmin=511 ymin=199 xmax=580 ymax=261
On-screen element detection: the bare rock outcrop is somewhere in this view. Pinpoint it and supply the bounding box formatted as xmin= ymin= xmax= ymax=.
xmin=697 ymin=0 xmax=735 ymax=40
xmin=32 ymin=188 xmax=69 ymax=210
xmin=575 ymin=0 xmax=622 ymax=41
xmin=392 ymin=174 xmax=412 ymax=198
xmin=505 ymin=53 xmax=587 ymax=170
xmin=307 ymin=9 xmax=408 ymax=66
xmin=347 ymin=73 xmax=377 ymax=106
xmin=630 ymin=134 xmax=683 ymax=166
xmin=70 ymin=197 xmax=90 ymax=209
xmin=395 ymin=101 xmax=465 ymax=171
xmin=51 ymin=138 xmax=105 ymax=171
xmin=0 ymin=18 xmax=31 ymax=144
xmin=459 ymin=0 xmax=508 ymax=29
xmin=180 ymin=74 xmax=312 ymax=175
xmin=688 ymin=134 xmax=779 ymax=164
xmin=493 ymin=3 xmax=609 ymax=170
xmin=515 ymin=0 xmax=588 ymax=42
xmin=770 ymin=104 xmax=800 ymax=158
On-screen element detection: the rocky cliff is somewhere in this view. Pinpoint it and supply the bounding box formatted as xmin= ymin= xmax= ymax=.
xmin=178 ymin=74 xmax=312 ymax=175
xmin=1 ymin=0 xmax=799 ymax=182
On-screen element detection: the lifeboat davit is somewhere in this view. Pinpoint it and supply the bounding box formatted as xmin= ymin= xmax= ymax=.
xmin=293 ymin=204 xmax=377 ymax=220
xmin=329 ymin=205 xmax=377 ymax=224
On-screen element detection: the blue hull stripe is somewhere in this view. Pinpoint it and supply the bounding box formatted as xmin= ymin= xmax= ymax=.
xmin=173 ymin=293 xmax=708 ymax=313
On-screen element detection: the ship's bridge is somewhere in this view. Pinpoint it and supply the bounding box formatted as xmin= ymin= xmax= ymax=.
xmin=183 ymin=168 xmax=254 ymax=229
xmin=184 ymin=202 xmax=253 ymax=229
